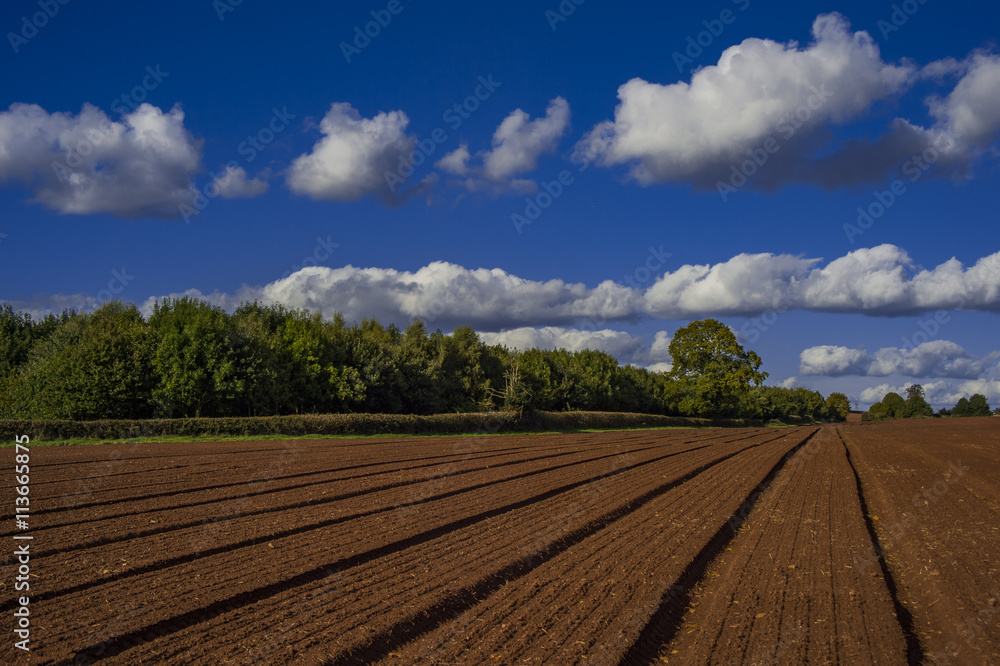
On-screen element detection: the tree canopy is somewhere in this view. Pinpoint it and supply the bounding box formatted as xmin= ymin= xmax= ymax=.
xmin=0 ymin=301 xmax=840 ymax=422
xmin=952 ymin=393 xmax=991 ymax=417
xmin=666 ymin=318 xmax=767 ymax=417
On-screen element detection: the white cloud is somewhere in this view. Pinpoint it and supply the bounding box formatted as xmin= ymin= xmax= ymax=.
xmin=441 ymin=98 xmax=570 ymax=193
xmin=928 ymin=53 xmax=1000 ymax=146
xmin=780 ymin=377 xmax=799 ymax=389
xmin=644 ymin=245 xmax=1000 ymax=317
xmin=801 ymin=339 xmax=1000 ymax=379
xmin=286 ymin=103 xmax=416 ymax=203
xmin=435 ymin=143 xmax=470 ymax=176
xmin=577 ymin=14 xmax=1000 ymax=192
xmin=483 ymin=97 xmax=570 ymax=183
xmin=15 ymin=245 xmax=1000 ymax=326
xmin=213 ymin=165 xmax=269 ymax=199
xmin=479 ymin=326 xmax=678 ymax=369
xmin=576 ymin=14 xmax=915 ymax=189
xmin=644 ymin=251 xmax=816 ymax=317
xmin=858 ymin=382 xmax=910 ymax=404
xmin=249 ymin=261 xmax=641 ymax=330
xmin=479 ymin=326 xmax=647 ymax=360
xmin=649 ymin=331 xmax=672 ymax=362
xmin=800 ymin=346 xmax=869 ymax=376
xmin=0 ymin=102 xmax=202 ymax=218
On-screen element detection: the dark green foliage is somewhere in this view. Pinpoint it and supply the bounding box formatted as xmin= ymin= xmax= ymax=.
xmin=952 ymin=393 xmax=991 ymax=417
xmin=11 ymin=302 xmax=156 ymax=420
xmin=0 ymin=300 xmax=833 ymax=422
xmin=864 ymin=385 xmax=937 ymax=421
xmin=666 ymin=319 xmax=767 ymax=417
xmin=903 ymin=384 xmax=933 ymax=418
xmin=883 ymin=392 xmax=906 ymax=418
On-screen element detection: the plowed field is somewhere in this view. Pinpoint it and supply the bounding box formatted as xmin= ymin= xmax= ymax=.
xmin=2 ymin=418 xmax=998 ymax=664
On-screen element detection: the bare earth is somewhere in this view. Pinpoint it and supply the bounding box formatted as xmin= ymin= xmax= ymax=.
xmin=2 ymin=418 xmax=997 ymax=664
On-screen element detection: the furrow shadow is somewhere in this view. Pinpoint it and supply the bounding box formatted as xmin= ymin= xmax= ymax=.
xmin=61 ymin=441 xmax=724 ymax=664
xmin=617 ymin=428 xmax=818 ymax=665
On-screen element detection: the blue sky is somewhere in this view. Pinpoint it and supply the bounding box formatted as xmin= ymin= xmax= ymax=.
xmin=2 ymin=0 xmax=999 ymax=408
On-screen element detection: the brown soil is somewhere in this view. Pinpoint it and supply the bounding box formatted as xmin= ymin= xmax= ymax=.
xmin=1 ymin=420 xmax=996 ymax=665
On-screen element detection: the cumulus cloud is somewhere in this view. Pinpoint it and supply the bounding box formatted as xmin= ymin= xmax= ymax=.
xmin=780 ymin=377 xmax=800 ymax=389
xmin=479 ymin=326 xmax=646 ymax=360
xmin=231 ymin=261 xmax=641 ymax=330
xmin=576 ymin=13 xmax=1000 ymax=192
xmin=286 ymin=103 xmax=416 ymax=203
xmin=800 ymin=346 xmax=869 ymax=376
xmin=479 ymin=326 xmax=677 ymax=369
xmin=644 ymin=251 xmax=817 ymax=317
xmin=928 ymin=53 xmax=1000 ymax=146
xmin=16 ymin=244 xmax=1000 ymax=326
xmin=212 ymin=165 xmax=269 ymax=199
xmin=435 ymin=143 xmax=471 ymax=176
xmin=0 ymin=102 xmax=202 ymax=218
xmin=649 ymin=331 xmax=672 ymax=362
xmin=483 ymin=97 xmax=570 ymax=182
xmin=441 ymin=98 xmax=570 ymax=193
xmin=801 ymin=340 xmax=1000 ymax=379
xmin=644 ymin=245 xmax=1000 ymax=317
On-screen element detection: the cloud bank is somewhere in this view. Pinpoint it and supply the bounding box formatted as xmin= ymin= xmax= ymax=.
xmin=0 ymin=102 xmax=202 ymax=218
xmin=801 ymin=340 xmax=1000 ymax=379
xmin=10 ymin=244 xmax=1000 ymax=326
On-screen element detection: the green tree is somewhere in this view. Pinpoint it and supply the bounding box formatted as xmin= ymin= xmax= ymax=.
xmin=954 ymin=394 xmax=991 ymax=417
xmin=667 ymin=319 xmax=767 ymax=416
xmin=904 ymin=384 xmax=933 ymax=418
xmin=149 ymin=297 xmax=242 ymax=417
xmin=967 ymin=393 xmax=991 ymax=416
xmin=863 ymin=400 xmax=887 ymax=421
xmin=14 ymin=302 xmax=156 ymax=419
xmin=825 ymin=392 xmax=851 ymax=421
xmin=881 ymin=392 xmax=906 ymax=419
xmin=952 ymin=396 xmax=971 ymax=417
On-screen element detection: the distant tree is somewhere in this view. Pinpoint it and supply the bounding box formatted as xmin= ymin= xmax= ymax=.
xmin=904 ymin=384 xmax=933 ymax=418
xmin=863 ymin=400 xmax=888 ymax=422
xmin=952 ymin=396 xmax=972 ymax=417
xmin=882 ymin=392 xmax=906 ymax=419
xmin=994 ymin=407 xmax=1000 ymax=416
xmin=954 ymin=394 xmax=991 ymax=417
xmin=967 ymin=393 xmax=991 ymax=417
xmin=667 ymin=319 xmax=767 ymax=417
xmin=825 ymin=392 xmax=851 ymax=421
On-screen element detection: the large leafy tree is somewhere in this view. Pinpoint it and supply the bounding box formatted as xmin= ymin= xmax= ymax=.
xmin=149 ymin=297 xmax=242 ymax=417
xmin=881 ymin=392 xmax=906 ymax=419
xmin=967 ymin=393 xmax=991 ymax=416
xmin=904 ymin=384 xmax=933 ymax=418
xmin=14 ymin=302 xmax=156 ymax=419
xmin=953 ymin=394 xmax=991 ymax=417
xmin=667 ymin=319 xmax=767 ymax=416
xmin=825 ymin=392 xmax=851 ymax=421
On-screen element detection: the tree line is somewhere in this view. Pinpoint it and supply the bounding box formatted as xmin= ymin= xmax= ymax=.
xmin=0 ymin=299 xmax=849 ymax=422
xmin=863 ymin=385 xmax=996 ymax=420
